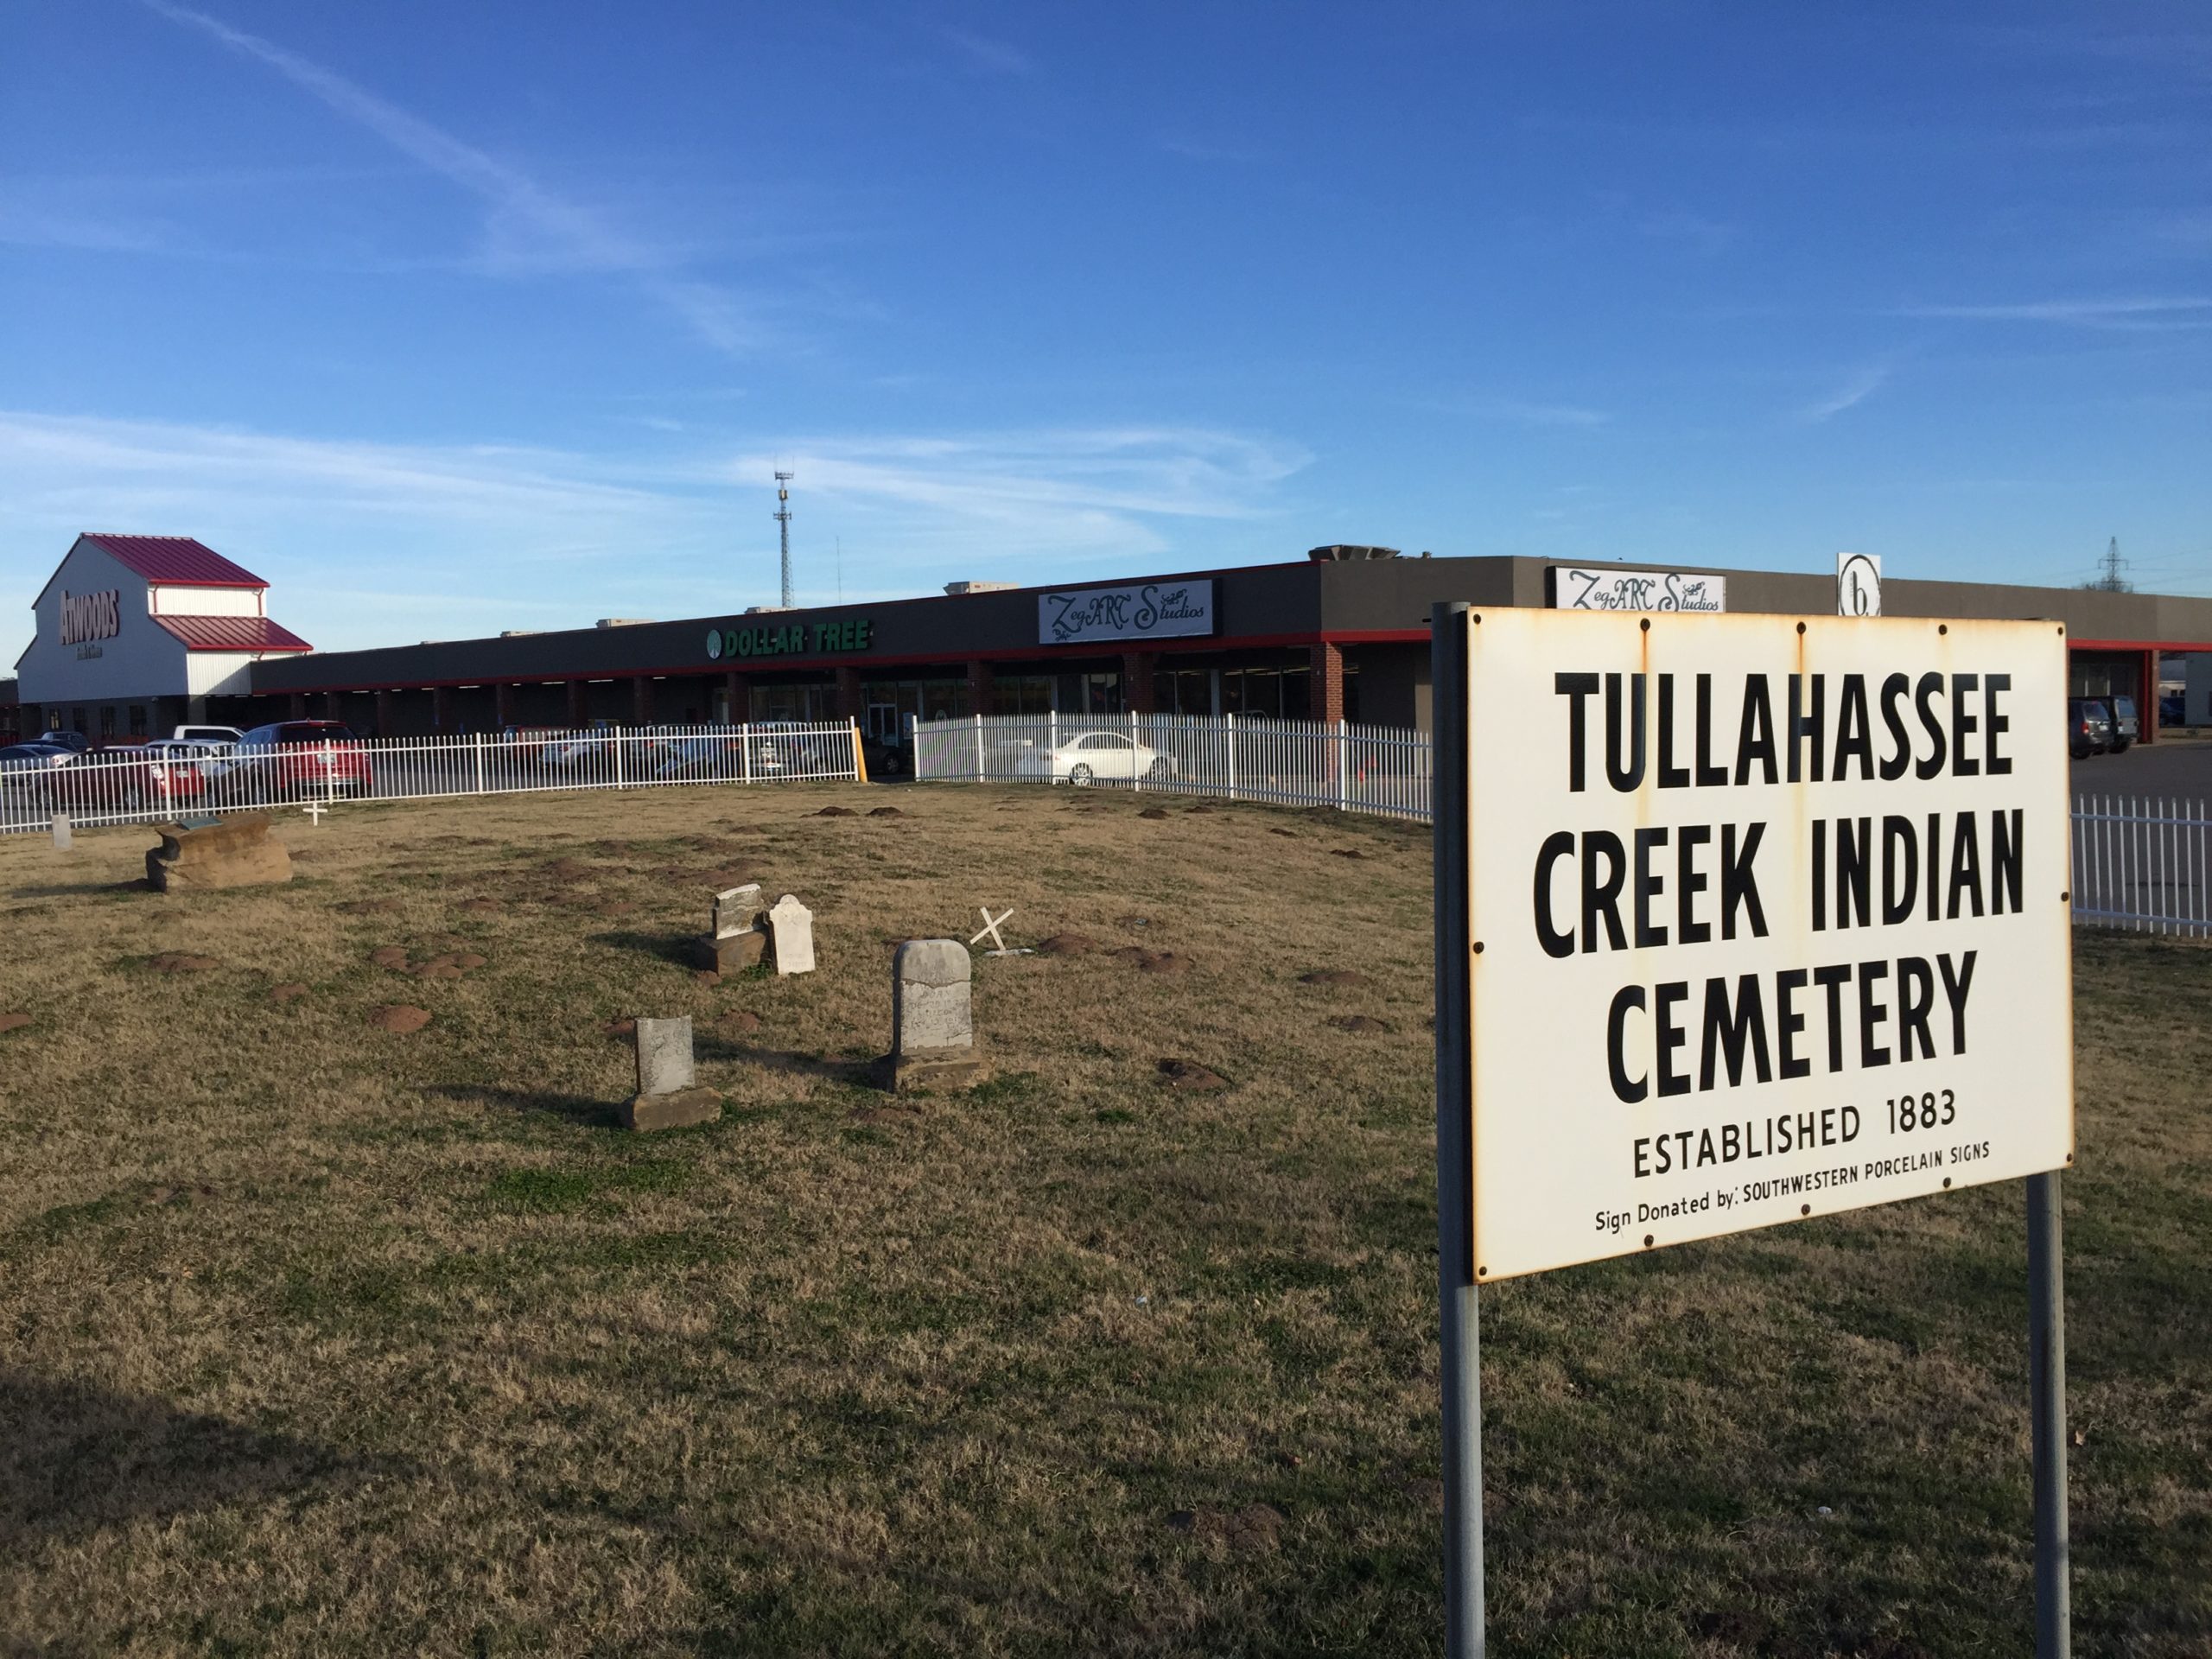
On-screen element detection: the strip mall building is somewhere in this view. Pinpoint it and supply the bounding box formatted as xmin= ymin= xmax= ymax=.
xmin=10 ymin=535 xmax=2212 ymax=747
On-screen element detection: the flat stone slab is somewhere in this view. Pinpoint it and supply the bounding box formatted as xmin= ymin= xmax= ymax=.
xmin=698 ymin=928 xmax=766 ymax=973
xmin=620 ymin=1087 xmax=721 ymax=1132
xmin=876 ymin=1046 xmax=987 ymax=1095
xmin=147 ymin=813 xmax=291 ymax=893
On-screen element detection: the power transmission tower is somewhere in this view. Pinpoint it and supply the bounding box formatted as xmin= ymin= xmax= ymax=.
xmin=2089 ymin=536 xmax=2133 ymax=594
xmin=773 ymin=471 xmax=795 ymax=607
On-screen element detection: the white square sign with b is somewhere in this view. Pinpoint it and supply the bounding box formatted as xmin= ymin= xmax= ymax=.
xmin=1454 ymin=608 xmax=2073 ymax=1281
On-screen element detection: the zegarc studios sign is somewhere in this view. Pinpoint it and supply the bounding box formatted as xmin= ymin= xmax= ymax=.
xmin=1039 ymin=580 xmax=1215 ymax=646
xmin=1552 ymin=566 xmax=1726 ymax=613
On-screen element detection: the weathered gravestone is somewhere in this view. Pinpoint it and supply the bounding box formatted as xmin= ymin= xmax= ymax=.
xmin=146 ymin=813 xmax=292 ymax=892
xmin=697 ymin=882 xmax=766 ymax=973
xmin=620 ymin=1015 xmax=722 ymax=1131
xmin=766 ymin=893 xmax=815 ymax=976
xmin=876 ymin=938 xmax=984 ymax=1093
xmin=50 ymin=813 xmax=71 ymax=853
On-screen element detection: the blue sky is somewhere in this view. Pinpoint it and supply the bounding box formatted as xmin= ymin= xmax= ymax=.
xmin=4 ymin=2 xmax=2209 ymax=652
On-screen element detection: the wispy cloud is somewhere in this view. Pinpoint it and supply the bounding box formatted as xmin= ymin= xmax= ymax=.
xmin=139 ymin=1 xmax=773 ymax=354
xmin=1796 ymin=362 xmax=1893 ymax=423
xmin=940 ymin=27 xmax=1033 ymax=76
xmin=1892 ymin=296 xmax=2212 ymax=328
xmin=0 ymin=412 xmax=1309 ymax=647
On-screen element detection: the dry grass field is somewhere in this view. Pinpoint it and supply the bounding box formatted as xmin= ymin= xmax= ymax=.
xmin=0 ymin=781 xmax=2205 ymax=1658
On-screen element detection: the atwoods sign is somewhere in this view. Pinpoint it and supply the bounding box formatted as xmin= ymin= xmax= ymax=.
xmin=59 ymin=588 xmax=122 ymax=647
xmin=1453 ymin=609 xmax=2071 ymax=1281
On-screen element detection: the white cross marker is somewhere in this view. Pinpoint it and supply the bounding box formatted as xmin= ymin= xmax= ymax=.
xmin=969 ymin=906 xmax=1014 ymax=951
xmin=302 ymin=801 xmax=328 ymax=826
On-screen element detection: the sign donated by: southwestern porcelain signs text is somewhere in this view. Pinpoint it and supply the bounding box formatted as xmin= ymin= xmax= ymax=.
xmin=1553 ymin=567 xmax=1726 ymax=613
xmin=1039 ymin=581 xmax=1215 ymax=646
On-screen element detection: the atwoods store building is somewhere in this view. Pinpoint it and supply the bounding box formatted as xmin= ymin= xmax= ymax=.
xmin=11 ymin=537 xmax=2212 ymax=747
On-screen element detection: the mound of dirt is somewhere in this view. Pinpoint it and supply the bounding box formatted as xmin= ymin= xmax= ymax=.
xmin=1332 ymin=849 xmax=1368 ymax=860
xmin=720 ymin=1009 xmax=761 ymax=1033
xmin=1164 ymin=1503 xmax=1283 ymax=1553
xmin=270 ymin=983 xmax=310 ymax=1004
xmin=868 ymin=805 xmax=906 ymax=818
xmin=1157 ymin=1058 xmax=1230 ymax=1090
xmin=1328 ymin=1014 xmax=1393 ymax=1034
xmin=604 ymin=1017 xmax=637 ymax=1039
xmin=1300 ymin=969 xmax=1371 ymax=988
xmin=1138 ymin=808 xmax=1168 ymax=820
xmin=453 ymin=953 xmax=487 ymax=971
xmin=1185 ymin=805 xmax=1215 ymax=815
xmin=1269 ymin=828 xmax=1299 ymax=838
xmin=410 ymin=957 xmax=466 ymax=981
xmin=1037 ymin=933 xmax=1098 ymax=957
xmin=370 ymin=946 xmax=410 ymax=970
xmin=0 ymin=1014 xmax=30 ymax=1034
xmin=1137 ymin=952 xmax=1194 ymax=976
xmin=367 ymin=1005 xmax=432 ymax=1033
xmin=815 ymin=805 xmax=855 ymax=817
xmin=149 ymin=953 xmax=219 ymax=974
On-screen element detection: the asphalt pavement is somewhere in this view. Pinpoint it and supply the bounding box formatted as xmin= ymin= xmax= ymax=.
xmin=2071 ymin=733 xmax=2212 ymax=801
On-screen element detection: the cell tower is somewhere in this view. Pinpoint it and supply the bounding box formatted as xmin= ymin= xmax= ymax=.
xmin=773 ymin=470 xmax=795 ymax=607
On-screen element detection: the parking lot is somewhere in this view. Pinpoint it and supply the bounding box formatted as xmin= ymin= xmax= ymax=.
xmin=2073 ymin=732 xmax=2212 ymax=799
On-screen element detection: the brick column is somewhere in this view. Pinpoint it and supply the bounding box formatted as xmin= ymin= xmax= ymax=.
xmin=723 ymin=671 xmax=749 ymax=724
xmin=1122 ymin=652 xmax=1158 ymax=715
xmin=2141 ymin=648 xmax=2159 ymax=745
xmin=835 ymin=665 xmax=865 ymax=721
xmin=494 ymin=683 xmax=517 ymax=729
xmin=632 ymin=676 xmax=653 ymax=726
xmin=430 ymin=686 xmax=454 ymax=733
xmin=1309 ymin=640 xmax=1346 ymax=725
xmin=566 ymin=681 xmax=588 ymax=727
xmin=374 ymin=690 xmax=396 ymax=739
xmin=965 ymin=658 xmax=995 ymax=717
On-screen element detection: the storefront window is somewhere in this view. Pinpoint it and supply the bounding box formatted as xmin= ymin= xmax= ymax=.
xmin=991 ymin=675 xmax=1053 ymax=715
xmin=129 ymin=706 xmax=147 ymax=736
xmin=99 ymin=707 xmax=117 ymax=738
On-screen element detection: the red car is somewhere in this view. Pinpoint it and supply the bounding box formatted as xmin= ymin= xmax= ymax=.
xmin=236 ymin=720 xmax=375 ymax=799
xmin=47 ymin=747 xmax=208 ymax=813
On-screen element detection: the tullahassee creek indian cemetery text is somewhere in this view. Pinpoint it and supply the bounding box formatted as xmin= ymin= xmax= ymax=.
xmin=1459 ymin=610 xmax=2073 ymax=1281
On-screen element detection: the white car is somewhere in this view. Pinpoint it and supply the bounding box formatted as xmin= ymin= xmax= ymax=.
xmin=143 ymin=737 xmax=237 ymax=779
xmin=172 ymin=724 xmax=243 ymax=753
xmin=1046 ymin=730 xmax=1175 ymax=785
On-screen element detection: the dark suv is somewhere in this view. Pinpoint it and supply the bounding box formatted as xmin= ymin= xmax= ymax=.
xmin=2067 ymin=698 xmax=2112 ymax=759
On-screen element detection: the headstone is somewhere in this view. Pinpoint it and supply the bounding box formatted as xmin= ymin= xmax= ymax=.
xmin=145 ymin=813 xmax=291 ymax=892
xmin=621 ymin=1014 xmax=721 ymax=1131
xmin=877 ymin=938 xmax=985 ymax=1093
xmin=698 ymin=883 xmax=767 ymax=973
xmin=50 ymin=813 xmax=71 ymax=852
xmin=766 ymin=893 xmax=815 ymax=976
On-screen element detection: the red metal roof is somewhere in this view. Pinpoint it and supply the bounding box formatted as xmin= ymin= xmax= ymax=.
xmin=152 ymin=614 xmax=313 ymax=653
xmin=80 ymin=534 xmax=267 ymax=588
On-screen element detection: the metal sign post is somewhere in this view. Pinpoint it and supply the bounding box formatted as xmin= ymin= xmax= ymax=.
xmin=2028 ymin=1170 xmax=2070 ymax=1657
xmin=1430 ymin=602 xmax=1483 ymax=1657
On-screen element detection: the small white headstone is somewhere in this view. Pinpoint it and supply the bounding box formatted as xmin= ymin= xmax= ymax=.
xmin=50 ymin=813 xmax=72 ymax=852
xmin=713 ymin=883 xmax=764 ymax=939
xmin=766 ymin=893 xmax=815 ymax=976
xmin=634 ymin=1016 xmax=696 ymax=1096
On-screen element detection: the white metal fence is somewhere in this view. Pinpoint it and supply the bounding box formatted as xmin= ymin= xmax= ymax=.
xmin=912 ymin=711 xmax=1433 ymax=820
xmin=2070 ymin=796 xmax=2212 ymax=938
xmin=0 ymin=721 xmax=861 ymax=836
xmin=914 ymin=713 xmax=2209 ymax=938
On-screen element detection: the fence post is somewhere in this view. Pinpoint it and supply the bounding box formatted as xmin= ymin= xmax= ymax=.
xmin=1337 ymin=719 xmax=1350 ymax=812
xmin=614 ymin=725 xmax=626 ymax=791
xmin=908 ymin=715 xmax=918 ymax=780
xmin=975 ymin=712 xmax=985 ymax=783
xmin=741 ymin=724 xmax=752 ymax=785
xmin=1132 ymin=709 xmax=1141 ymax=793
xmin=1225 ymin=713 xmax=1238 ymax=804
xmin=474 ymin=733 xmax=486 ymax=796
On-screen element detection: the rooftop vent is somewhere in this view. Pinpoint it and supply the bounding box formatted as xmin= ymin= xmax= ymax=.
xmin=596 ymin=618 xmax=655 ymax=629
xmin=944 ymin=580 xmax=1019 ymax=595
xmin=1306 ymin=544 xmax=1401 ymax=563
